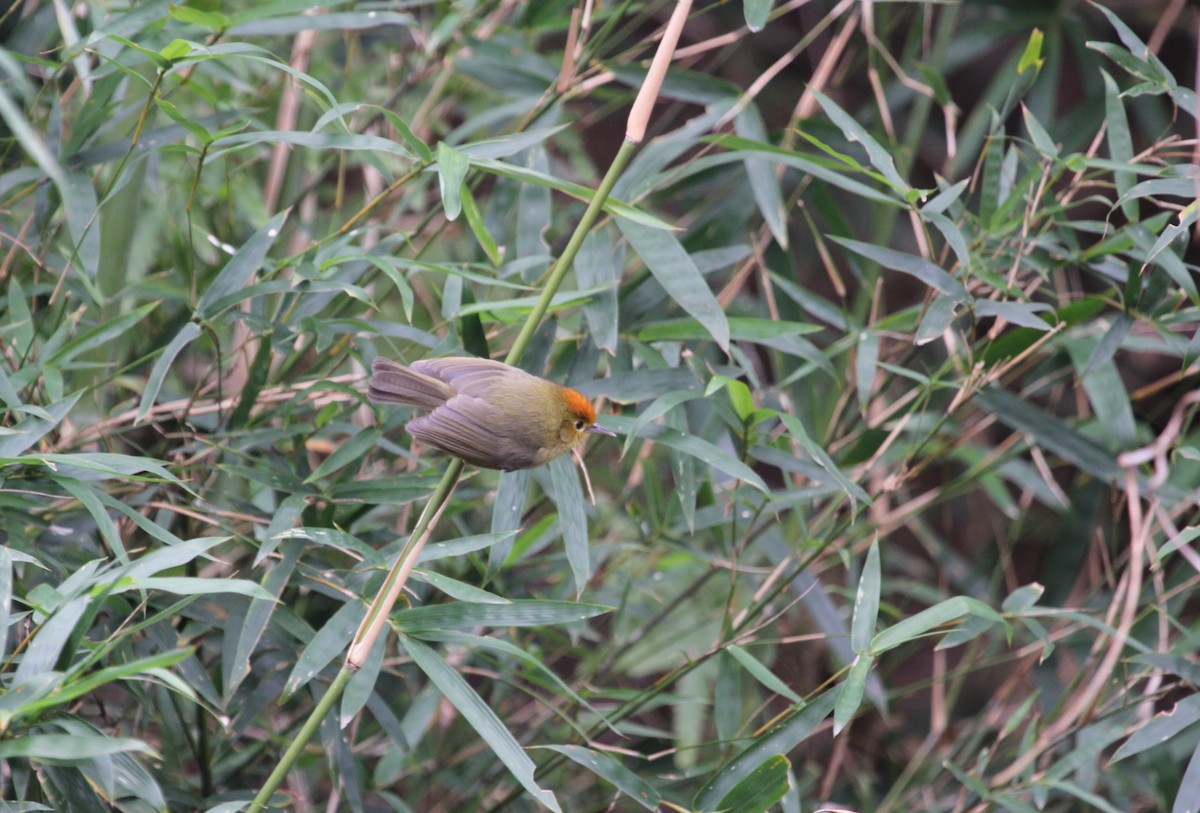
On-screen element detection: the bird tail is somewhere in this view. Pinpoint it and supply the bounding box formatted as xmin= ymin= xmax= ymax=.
xmin=367 ymin=357 xmax=454 ymax=410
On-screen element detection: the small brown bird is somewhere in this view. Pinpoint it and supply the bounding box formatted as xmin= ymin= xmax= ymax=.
xmin=367 ymin=356 xmax=615 ymax=471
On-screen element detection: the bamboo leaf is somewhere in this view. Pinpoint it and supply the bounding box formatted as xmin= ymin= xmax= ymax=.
xmin=617 ymin=216 xmax=731 ymax=352
xmin=395 ymin=600 xmax=611 ymax=632
xmin=832 ymin=237 xmax=967 ymax=299
xmin=540 ymin=454 xmax=590 ymax=595
xmin=540 ymin=745 xmax=661 ymax=810
xmin=402 ymin=636 xmax=563 ymax=812
xmin=694 ymin=691 xmax=836 ymax=809
xmin=437 ymin=141 xmax=469 ymax=221
xmin=197 ymin=210 xmax=289 ymax=318
xmin=717 ymin=754 xmax=791 ymax=813
xmin=136 ymin=321 xmax=203 ymax=423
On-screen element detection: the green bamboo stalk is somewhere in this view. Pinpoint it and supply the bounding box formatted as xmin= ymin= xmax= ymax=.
xmin=505 ymin=138 xmax=637 ymax=366
xmin=247 ymin=666 xmax=354 ymax=813
xmin=246 ymin=0 xmax=691 ymax=803
xmin=244 ymin=92 xmax=640 ymax=813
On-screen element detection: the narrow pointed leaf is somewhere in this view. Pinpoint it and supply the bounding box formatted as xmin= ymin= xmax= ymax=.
xmin=694 ymin=691 xmax=836 ymax=810
xmin=402 ymin=636 xmax=562 ymax=812
xmin=197 ymin=210 xmax=289 ymax=318
xmin=616 ymin=216 xmax=730 ymax=352
xmin=540 ymin=745 xmax=661 ymax=810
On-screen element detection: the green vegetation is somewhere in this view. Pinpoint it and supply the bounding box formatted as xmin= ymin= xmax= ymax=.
xmin=1 ymin=1 xmax=1198 ymax=811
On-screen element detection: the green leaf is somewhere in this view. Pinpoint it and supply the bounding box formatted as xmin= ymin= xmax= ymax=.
xmin=411 ymin=569 xmax=510 ymax=604
xmin=1021 ymin=104 xmax=1057 ymax=158
xmin=15 ymin=650 xmax=195 ymax=721
xmin=17 ymin=451 xmax=181 ymax=484
xmin=471 ymin=156 xmax=674 ymax=230
xmin=976 ymin=387 xmax=1121 ymax=484
xmin=0 ymin=394 xmax=81 ymax=457
xmin=833 ymin=653 xmax=873 ymax=735
xmin=197 ymin=210 xmax=289 ymax=318
xmin=228 ymin=10 xmax=416 ymax=36
xmin=395 ymin=600 xmax=611 ymax=632
xmin=136 ymin=321 xmax=202 ymax=423
xmin=664 ymin=405 xmax=699 ymax=533
xmin=975 ymin=300 xmax=1054 ymax=330
xmin=52 ymin=476 xmax=127 ymax=562
xmin=215 ymin=129 xmax=412 ymax=160
xmin=63 ymin=169 xmax=102 ymax=286
xmin=575 ymin=231 xmax=620 ymax=354
xmin=621 ymin=390 xmax=702 ymax=459
xmin=707 ymin=134 xmax=903 ymax=206
xmin=0 ymin=548 xmax=11 ymax=664
xmin=423 ymin=630 xmax=610 ymax=726
xmin=120 ymin=537 xmax=227 ymax=580
xmin=812 ymin=90 xmax=911 ymax=195
xmin=304 ymin=428 xmax=382 ymax=483
xmin=0 ymin=734 xmax=156 ymax=761
xmin=871 ymin=596 xmax=1003 ymax=655
xmin=7 ymin=277 xmax=34 ymax=359
xmin=1101 ymin=70 xmax=1136 ymax=220
xmin=462 ymin=185 xmax=502 ymax=265
xmin=167 ymin=5 xmax=232 ymax=30
xmin=916 ymin=295 xmax=958 ymax=345
xmin=341 ymin=632 xmax=387 ymax=728
xmin=773 ymin=411 xmax=871 ymax=506
xmin=539 ymin=745 xmax=661 ymax=810
xmin=694 ymin=691 xmax=836 ymax=809
xmin=717 ymin=754 xmax=791 ymax=813
xmin=1171 ymin=743 xmax=1200 ymax=813
xmin=490 ymin=469 xmax=531 ymax=576
xmin=1017 ymin=27 xmax=1044 ymax=74
xmin=402 ymin=636 xmax=562 ymax=812
xmin=726 ymin=378 xmax=755 ymax=422
xmin=637 ymin=317 xmax=820 ymax=343
xmin=227 ymin=540 xmax=304 ymax=702
xmin=1001 ymin=583 xmax=1044 ymax=613
xmin=437 ymin=141 xmax=470 ymax=221
xmin=743 ymin=0 xmax=773 ymax=32
xmin=855 ymin=331 xmax=879 ymax=414
xmin=1113 ymin=694 xmax=1200 ymax=762
xmin=0 ymin=74 xmax=69 ymax=193
xmin=617 ymin=216 xmax=731 ymax=352
xmin=541 ymin=455 xmax=590 ymax=595
xmin=727 ymin=644 xmax=802 ymax=703
xmin=850 ymin=538 xmax=881 ymax=653
xmin=735 ymin=106 xmax=787 ymax=246
xmin=284 ymin=600 xmax=366 ymax=699
xmin=159 ymin=39 xmax=195 ymax=62
xmin=418 ymin=531 xmax=519 ymax=563
xmin=460 ymin=126 xmax=569 ymax=160
xmin=117 ymin=577 xmax=273 ymax=599
xmin=13 ymin=595 xmax=88 ymax=685
xmin=46 ymin=302 xmax=157 ymax=367
xmin=274 ymin=527 xmax=381 ymax=565
xmin=832 ymin=236 xmax=967 ymax=299
xmin=626 ymin=420 xmax=769 ymax=494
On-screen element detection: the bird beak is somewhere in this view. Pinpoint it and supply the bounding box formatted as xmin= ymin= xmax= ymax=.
xmin=588 ymin=422 xmax=616 ymax=437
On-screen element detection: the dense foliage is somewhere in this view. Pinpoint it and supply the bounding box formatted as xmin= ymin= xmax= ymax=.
xmin=1 ymin=1 xmax=1198 ymax=811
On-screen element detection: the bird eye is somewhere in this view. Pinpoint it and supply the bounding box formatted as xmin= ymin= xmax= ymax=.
xmin=574 ymin=419 xmax=585 ymax=431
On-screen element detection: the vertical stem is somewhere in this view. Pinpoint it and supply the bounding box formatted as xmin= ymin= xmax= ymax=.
xmin=247 ymin=1 xmax=692 ymax=806
xmin=505 ymin=137 xmax=637 ymax=366
xmin=248 ymin=94 xmax=639 ymax=813
xmin=247 ymin=666 xmax=355 ymax=813
xmin=345 ymin=459 xmax=462 ymax=668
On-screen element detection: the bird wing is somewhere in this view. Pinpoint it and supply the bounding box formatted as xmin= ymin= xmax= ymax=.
xmin=406 ymin=396 xmax=538 ymax=471
xmin=411 ymin=357 xmax=534 ymax=399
